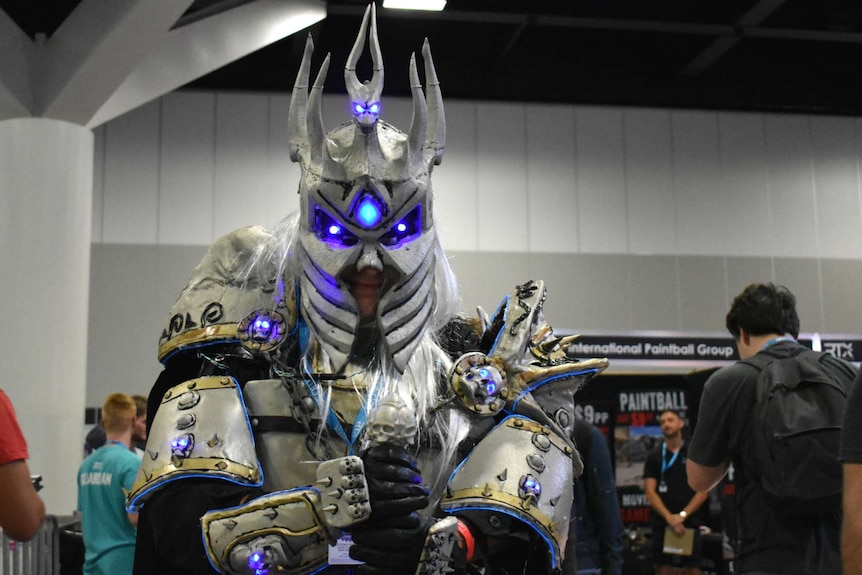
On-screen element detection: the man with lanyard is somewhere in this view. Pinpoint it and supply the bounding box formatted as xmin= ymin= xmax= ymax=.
xmin=644 ymin=410 xmax=709 ymax=575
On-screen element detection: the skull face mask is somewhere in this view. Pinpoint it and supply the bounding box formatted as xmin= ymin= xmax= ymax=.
xmin=287 ymin=4 xmax=445 ymax=373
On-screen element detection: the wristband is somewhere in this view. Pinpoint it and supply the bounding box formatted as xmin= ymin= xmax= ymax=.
xmin=456 ymin=519 xmax=475 ymax=562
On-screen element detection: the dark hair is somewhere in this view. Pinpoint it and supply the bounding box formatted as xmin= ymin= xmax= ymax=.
xmin=725 ymin=283 xmax=800 ymax=339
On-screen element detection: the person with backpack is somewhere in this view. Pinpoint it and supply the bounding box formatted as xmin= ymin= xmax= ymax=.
xmin=686 ymin=282 xmax=857 ymax=575
xmin=564 ymin=417 xmax=625 ymax=575
xmin=839 ymin=368 xmax=862 ymax=575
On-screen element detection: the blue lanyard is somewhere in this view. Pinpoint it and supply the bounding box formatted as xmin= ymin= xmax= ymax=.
xmin=761 ymin=336 xmax=795 ymax=351
xmin=661 ymin=442 xmax=680 ymax=480
xmin=299 ymin=357 xmax=383 ymax=456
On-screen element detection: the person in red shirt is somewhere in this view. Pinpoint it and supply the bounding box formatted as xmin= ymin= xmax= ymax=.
xmin=0 ymin=389 xmax=45 ymax=541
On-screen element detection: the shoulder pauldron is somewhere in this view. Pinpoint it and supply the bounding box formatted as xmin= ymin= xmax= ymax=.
xmin=127 ymin=376 xmax=263 ymax=511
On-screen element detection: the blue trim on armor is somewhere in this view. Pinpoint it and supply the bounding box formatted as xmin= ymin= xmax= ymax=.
xmin=486 ymin=295 xmax=510 ymax=355
xmin=127 ymin=470 xmax=265 ymax=513
xmin=443 ymin=505 xmax=558 ymax=568
xmin=510 ymin=368 xmax=601 ymax=412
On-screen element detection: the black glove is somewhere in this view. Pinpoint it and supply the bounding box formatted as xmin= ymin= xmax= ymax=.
xmin=349 ymin=444 xmax=432 ymax=575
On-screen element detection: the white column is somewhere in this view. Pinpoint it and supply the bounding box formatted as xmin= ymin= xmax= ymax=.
xmin=0 ymin=118 xmax=93 ymax=515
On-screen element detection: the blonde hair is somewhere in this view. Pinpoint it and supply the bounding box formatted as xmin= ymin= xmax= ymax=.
xmin=102 ymin=393 xmax=136 ymax=433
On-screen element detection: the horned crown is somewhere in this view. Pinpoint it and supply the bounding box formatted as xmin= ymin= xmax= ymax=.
xmin=287 ymin=3 xmax=446 ymax=183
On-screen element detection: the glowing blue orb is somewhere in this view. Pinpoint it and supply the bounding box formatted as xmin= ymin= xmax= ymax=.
xmin=254 ymin=319 xmax=270 ymax=331
xmin=248 ymin=551 xmax=268 ymax=575
xmin=328 ymin=224 xmax=341 ymax=236
xmin=356 ymin=196 xmax=383 ymax=228
xmin=396 ymin=222 xmax=407 ymax=232
xmin=353 ymin=103 xmax=364 ymax=114
xmin=369 ymin=102 xmax=380 ymax=113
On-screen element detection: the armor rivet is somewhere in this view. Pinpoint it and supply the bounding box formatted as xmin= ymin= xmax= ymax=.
xmin=514 ymin=419 xmax=524 ymax=428
xmin=187 ymin=381 xmax=197 ymax=390
xmin=541 ymin=426 xmax=551 ymax=435
xmin=220 ymin=378 xmax=231 ymax=385
xmin=177 ymin=390 xmax=200 ymax=410
xmin=532 ymin=433 xmax=551 ymax=452
xmin=496 ymin=469 xmax=508 ymax=482
xmin=207 ymin=434 xmax=221 ymax=448
xmin=164 ymin=390 xmax=172 ymax=400
xmin=177 ymin=413 xmax=196 ymax=430
xmin=488 ymin=516 xmax=502 ymax=529
xmin=526 ymin=453 xmax=546 ymax=473
xmin=473 ymin=404 xmax=482 ymax=412
xmin=216 ymin=461 xmax=228 ymax=470
xmin=251 ymin=418 xmax=259 ymax=427
xmin=500 ymin=389 xmax=509 ymax=398
xmin=564 ymin=446 xmax=573 ymax=455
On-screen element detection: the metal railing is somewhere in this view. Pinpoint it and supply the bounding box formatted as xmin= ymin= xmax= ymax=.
xmin=0 ymin=516 xmax=60 ymax=575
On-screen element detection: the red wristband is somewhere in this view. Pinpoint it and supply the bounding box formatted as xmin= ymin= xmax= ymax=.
xmin=456 ymin=519 xmax=475 ymax=562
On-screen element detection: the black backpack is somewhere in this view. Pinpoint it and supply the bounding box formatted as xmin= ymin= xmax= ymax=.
xmin=742 ymin=346 xmax=856 ymax=515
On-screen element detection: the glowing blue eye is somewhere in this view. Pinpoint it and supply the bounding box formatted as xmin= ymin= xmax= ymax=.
xmin=313 ymin=207 xmax=359 ymax=248
xmin=369 ymin=102 xmax=380 ymax=113
xmin=379 ymin=205 xmax=422 ymax=247
xmin=356 ymin=196 xmax=383 ymax=228
xmin=354 ymin=103 xmax=364 ymax=114
xmin=254 ymin=319 xmax=270 ymax=330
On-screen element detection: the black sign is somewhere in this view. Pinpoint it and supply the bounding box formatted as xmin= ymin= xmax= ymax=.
xmin=566 ymin=335 xmax=862 ymax=363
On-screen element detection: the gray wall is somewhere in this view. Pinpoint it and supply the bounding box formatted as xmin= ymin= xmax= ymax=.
xmin=86 ymin=91 xmax=862 ymax=404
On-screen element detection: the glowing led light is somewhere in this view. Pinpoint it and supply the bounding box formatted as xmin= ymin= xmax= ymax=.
xmin=356 ymin=196 xmax=383 ymax=228
xmin=396 ymin=222 xmax=407 ymax=232
xmin=485 ymin=381 xmax=497 ymax=395
xmin=254 ymin=319 xmax=271 ymax=330
xmin=248 ymin=551 xmax=268 ymax=575
xmin=328 ymin=224 xmax=341 ymax=235
xmin=369 ymin=102 xmax=380 ymax=113
xmin=354 ymin=103 xmax=364 ymax=114
xmin=170 ymin=434 xmax=194 ymax=458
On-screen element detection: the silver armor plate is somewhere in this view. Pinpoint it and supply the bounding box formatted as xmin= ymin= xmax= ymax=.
xmin=440 ymin=414 xmax=574 ymax=569
xmin=128 ymin=376 xmax=262 ymax=510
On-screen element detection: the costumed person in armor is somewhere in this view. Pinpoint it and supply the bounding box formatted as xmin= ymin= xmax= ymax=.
xmin=129 ymin=6 xmax=608 ymax=575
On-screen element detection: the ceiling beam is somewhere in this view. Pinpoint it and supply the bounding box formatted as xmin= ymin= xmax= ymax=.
xmin=87 ymin=0 xmax=326 ymax=129
xmin=681 ymin=0 xmax=788 ymax=76
xmin=0 ymin=7 xmax=36 ymax=119
xmin=329 ymin=4 xmax=862 ymax=44
xmin=37 ymin=0 xmax=195 ymax=124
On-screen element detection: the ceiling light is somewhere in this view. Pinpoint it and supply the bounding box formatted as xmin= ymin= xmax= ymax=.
xmin=382 ymin=0 xmax=447 ymax=11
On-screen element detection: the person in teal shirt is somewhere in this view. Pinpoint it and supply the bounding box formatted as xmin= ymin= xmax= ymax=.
xmin=78 ymin=393 xmax=141 ymax=575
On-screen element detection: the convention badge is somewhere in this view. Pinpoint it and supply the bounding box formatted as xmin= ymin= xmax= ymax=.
xmin=658 ymin=482 xmax=668 ymax=493
xmin=328 ymin=533 xmax=363 ymax=566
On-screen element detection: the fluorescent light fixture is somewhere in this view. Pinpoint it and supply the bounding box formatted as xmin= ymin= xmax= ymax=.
xmin=383 ymin=0 xmax=447 ymax=11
